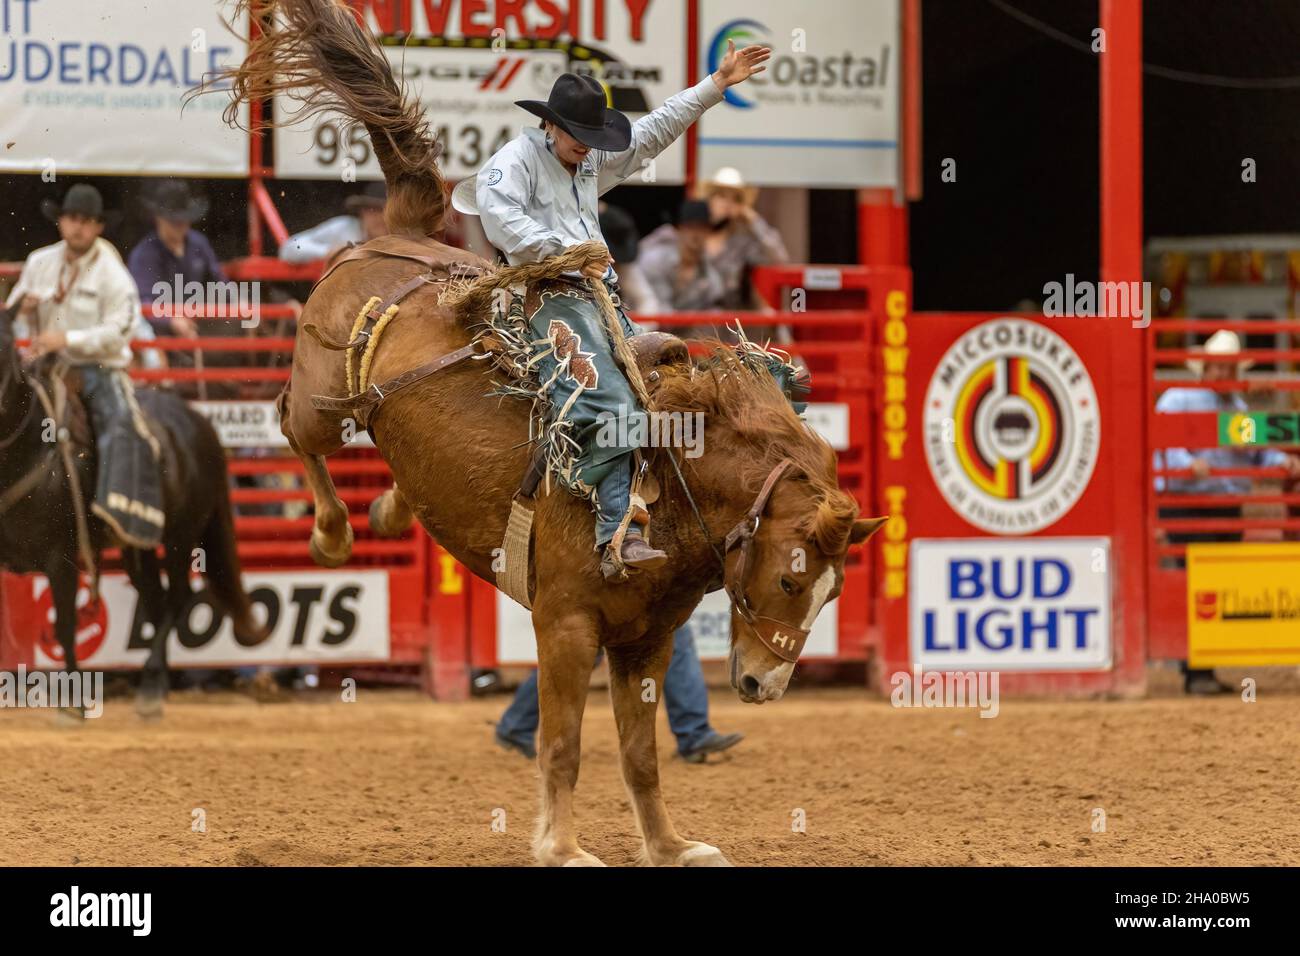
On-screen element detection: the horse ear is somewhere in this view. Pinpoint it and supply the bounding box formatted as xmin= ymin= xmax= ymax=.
xmin=849 ymin=516 xmax=889 ymax=544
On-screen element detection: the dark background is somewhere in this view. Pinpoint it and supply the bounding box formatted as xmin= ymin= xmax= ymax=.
xmin=3 ymin=0 xmax=1298 ymax=311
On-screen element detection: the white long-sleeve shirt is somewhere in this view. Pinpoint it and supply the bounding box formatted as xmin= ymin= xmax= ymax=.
xmin=476 ymin=75 xmax=725 ymax=267
xmin=6 ymin=237 xmax=138 ymax=368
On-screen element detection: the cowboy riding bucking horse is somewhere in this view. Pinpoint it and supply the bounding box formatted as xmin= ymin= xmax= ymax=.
xmin=454 ymin=43 xmax=772 ymax=580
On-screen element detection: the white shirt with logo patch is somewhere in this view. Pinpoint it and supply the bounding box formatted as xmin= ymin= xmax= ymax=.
xmin=6 ymin=237 xmax=139 ymax=368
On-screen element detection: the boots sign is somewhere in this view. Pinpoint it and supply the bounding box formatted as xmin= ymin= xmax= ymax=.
xmin=24 ymin=571 xmax=390 ymax=668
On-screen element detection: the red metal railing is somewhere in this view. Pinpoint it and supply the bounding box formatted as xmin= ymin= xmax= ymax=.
xmin=1145 ymin=317 xmax=1300 ymax=658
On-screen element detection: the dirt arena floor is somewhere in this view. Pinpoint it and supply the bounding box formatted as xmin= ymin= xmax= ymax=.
xmin=2 ymin=671 xmax=1298 ymax=867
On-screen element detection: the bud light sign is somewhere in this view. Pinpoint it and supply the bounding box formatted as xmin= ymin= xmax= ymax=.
xmin=909 ymin=538 xmax=1112 ymax=671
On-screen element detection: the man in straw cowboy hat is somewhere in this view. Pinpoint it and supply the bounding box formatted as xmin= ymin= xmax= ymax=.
xmin=6 ymin=183 xmax=164 ymax=548
xmin=454 ymin=41 xmax=770 ymax=580
xmin=1155 ymin=328 xmax=1300 ymax=694
xmin=696 ymin=165 xmax=789 ymax=311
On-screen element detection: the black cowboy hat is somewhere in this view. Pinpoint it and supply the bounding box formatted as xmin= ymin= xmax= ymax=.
xmin=343 ymin=181 xmax=387 ymax=213
xmin=41 ymin=183 xmax=120 ymax=228
xmin=141 ymin=180 xmax=209 ymax=223
xmin=516 ymin=73 xmax=631 ymax=152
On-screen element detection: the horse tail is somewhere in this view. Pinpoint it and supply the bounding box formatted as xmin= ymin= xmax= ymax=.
xmin=216 ymin=0 xmax=446 ymax=236
xmin=196 ymin=442 xmax=267 ymax=650
xmin=201 ymin=458 xmax=267 ymax=646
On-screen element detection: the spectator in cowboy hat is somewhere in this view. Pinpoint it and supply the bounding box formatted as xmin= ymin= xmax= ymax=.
xmin=1154 ymin=328 xmax=1300 ymax=694
xmin=127 ymin=180 xmax=225 ymax=339
xmin=696 ymin=166 xmax=789 ymax=311
xmin=638 ymin=199 xmax=726 ymax=317
xmin=279 ymin=181 xmax=389 ymax=264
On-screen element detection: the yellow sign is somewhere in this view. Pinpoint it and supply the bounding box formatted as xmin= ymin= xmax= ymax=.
xmin=1187 ymin=543 xmax=1300 ymax=667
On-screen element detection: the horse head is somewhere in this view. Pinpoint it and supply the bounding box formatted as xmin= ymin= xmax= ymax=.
xmin=656 ymin=338 xmax=888 ymax=704
xmin=722 ymin=453 xmax=886 ymax=703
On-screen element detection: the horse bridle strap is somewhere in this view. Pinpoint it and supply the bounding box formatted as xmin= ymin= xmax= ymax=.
xmin=722 ymin=458 xmax=811 ymax=664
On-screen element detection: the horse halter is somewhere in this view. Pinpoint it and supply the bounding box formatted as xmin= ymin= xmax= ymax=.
xmin=722 ymin=458 xmax=812 ymax=664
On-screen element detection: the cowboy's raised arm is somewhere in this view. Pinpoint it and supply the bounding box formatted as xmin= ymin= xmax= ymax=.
xmin=595 ymin=41 xmax=770 ymax=192
xmin=477 ymin=140 xmax=571 ymax=261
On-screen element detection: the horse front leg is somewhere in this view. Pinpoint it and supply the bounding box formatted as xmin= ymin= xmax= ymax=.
xmin=607 ymin=637 xmax=732 ymax=866
xmin=123 ymin=548 xmax=171 ymax=718
xmin=533 ymin=610 xmax=603 ymax=867
xmin=46 ymin=564 xmax=84 ymax=724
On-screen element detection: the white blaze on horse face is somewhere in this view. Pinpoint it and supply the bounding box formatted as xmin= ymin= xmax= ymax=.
xmin=800 ymin=565 xmax=837 ymax=630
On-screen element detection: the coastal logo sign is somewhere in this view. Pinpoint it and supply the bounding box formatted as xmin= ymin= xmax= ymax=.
xmin=924 ymin=318 xmax=1100 ymax=535
xmin=707 ymin=19 xmax=770 ymax=107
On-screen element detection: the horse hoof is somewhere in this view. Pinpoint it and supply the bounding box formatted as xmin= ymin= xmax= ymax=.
xmin=677 ymin=842 xmax=732 ymax=867
xmin=54 ymin=707 xmax=86 ymax=727
xmin=537 ymin=842 xmax=607 ymax=867
xmin=309 ymin=524 xmax=353 ymax=568
xmin=368 ymin=494 xmax=409 ymax=538
xmin=135 ymin=695 xmax=164 ymax=720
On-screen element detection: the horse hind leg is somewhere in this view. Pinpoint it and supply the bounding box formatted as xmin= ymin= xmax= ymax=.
xmin=47 ymin=564 xmax=86 ymax=726
xmin=124 ymin=548 xmax=171 ymax=719
xmin=369 ymin=484 xmax=413 ymax=538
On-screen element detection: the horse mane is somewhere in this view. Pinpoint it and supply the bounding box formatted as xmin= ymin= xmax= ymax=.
xmin=654 ymin=343 xmax=861 ymax=555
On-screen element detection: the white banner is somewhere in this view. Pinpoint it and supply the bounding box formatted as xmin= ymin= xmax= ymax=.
xmin=190 ymin=401 xmax=374 ymax=448
xmin=274 ymin=0 xmax=688 ymax=183
xmin=496 ymin=587 xmax=838 ymax=664
xmin=0 ymin=0 xmax=249 ymax=176
xmin=30 ymin=570 xmax=390 ymax=669
xmin=910 ymin=538 xmax=1113 ymax=672
xmin=696 ymin=0 xmax=900 ymax=188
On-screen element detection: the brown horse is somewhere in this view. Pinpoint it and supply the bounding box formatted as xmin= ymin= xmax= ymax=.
xmin=220 ymin=0 xmax=885 ymax=865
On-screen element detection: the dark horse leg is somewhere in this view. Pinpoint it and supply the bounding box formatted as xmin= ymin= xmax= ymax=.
xmin=607 ymin=637 xmax=731 ymax=866
xmin=532 ymin=608 xmax=604 ymax=867
xmin=46 ymin=562 xmax=85 ymax=723
xmin=124 ymin=548 xmax=170 ymax=718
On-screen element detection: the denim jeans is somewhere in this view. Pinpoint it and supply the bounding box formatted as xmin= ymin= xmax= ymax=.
xmin=497 ymin=625 xmax=713 ymax=756
xmin=594 ymin=454 xmax=637 ymax=547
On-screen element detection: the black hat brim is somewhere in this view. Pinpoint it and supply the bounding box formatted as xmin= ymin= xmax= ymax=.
xmin=516 ymin=100 xmax=632 ymax=152
xmin=142 ymin=198 xmax=208 ymax=224
xmin=42 ymin=198 xmax=120 ymax=229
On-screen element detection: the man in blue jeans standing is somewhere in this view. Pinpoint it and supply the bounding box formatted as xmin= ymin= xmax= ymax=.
xmin=496 ymin=625 xmax=742 ymax=764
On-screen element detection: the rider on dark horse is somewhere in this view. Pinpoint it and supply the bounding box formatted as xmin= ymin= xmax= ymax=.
xmin=6 ymin=183 xmax=165 ymax=549
xmin=458 ymin=42 xmax=770 ymax=581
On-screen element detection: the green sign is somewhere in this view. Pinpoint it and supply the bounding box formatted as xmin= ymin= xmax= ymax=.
xmin=1218 ymin=411 xmax=1300 ymax=447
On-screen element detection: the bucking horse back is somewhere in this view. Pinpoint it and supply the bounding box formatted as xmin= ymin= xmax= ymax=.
xmin=218 ymin=0 xmax=886 ymax=865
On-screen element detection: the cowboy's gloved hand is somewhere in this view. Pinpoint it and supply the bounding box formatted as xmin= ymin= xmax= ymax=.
xmin=712 ymin=40 xmax=772 ymax=89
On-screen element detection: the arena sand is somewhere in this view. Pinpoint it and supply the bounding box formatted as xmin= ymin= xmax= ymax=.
xmin=1 ymin=681 xmax=1297 ymax=866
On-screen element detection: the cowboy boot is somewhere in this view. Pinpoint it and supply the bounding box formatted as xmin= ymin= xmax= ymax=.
xmin=601 ymin=536 xmax=668 ymax=581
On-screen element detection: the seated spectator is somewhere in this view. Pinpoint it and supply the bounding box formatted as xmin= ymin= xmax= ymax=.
xmin=638 ymin=199 xmax=725 ymax=317
xmin=1155 ymin=329 xmax=1300 ymax=694
xmin=696 ymin=166 xmax=788 ymax=310
xmin=597 ymin=201 xmax=663 ymax=315
xmin=127 ymin=180 xmax=223 ymax=339
xmin=279 ymin=182 xmax=388 ymax=264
